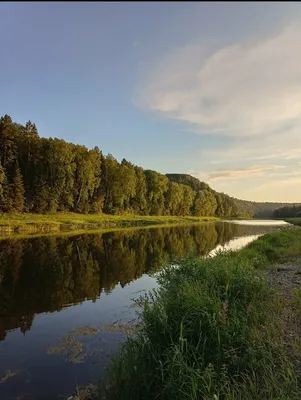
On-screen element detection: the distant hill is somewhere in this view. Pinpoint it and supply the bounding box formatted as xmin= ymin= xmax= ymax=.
xmin=166 ymin=173 xmax=299 ymax=218
xmin=166 ymin=174 xmax=210 ymax=192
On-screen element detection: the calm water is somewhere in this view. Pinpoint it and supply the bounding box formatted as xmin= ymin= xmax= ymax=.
xmin=0 ymin=220 xmax=288 ymax=400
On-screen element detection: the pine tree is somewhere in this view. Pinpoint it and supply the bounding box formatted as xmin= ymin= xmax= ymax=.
xmin=0 ymin=114 xmax=17 ymax=168
xmin=0 ymin=163 xmax=4 ymax=204
xmin=32 ymin=179 xmax=49 ymax=213
xmin=12 ymin=163 xmax=25 ymax=212
xmin=0 ymin=168 xmax=12 ymax=213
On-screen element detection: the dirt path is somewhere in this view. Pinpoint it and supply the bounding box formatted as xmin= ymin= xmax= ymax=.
xmin=266 ymin=257 xmax=301 ymax=377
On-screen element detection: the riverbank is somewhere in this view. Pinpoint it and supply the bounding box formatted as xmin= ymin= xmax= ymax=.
xmin=285 ymin=217 xmax=301 ymax=226
xmin=0 ymin=213 xmax=218 ymax=236
xmin=71 ymin=227 xmax=301 ymax=399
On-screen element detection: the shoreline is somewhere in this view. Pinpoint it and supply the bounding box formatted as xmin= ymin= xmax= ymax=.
xmin=69 ymin=226 xmax=301 ymax=399
xmin=0 ymin=213 xmax=219 ymax=238
xmin=0 ymin=220 xmax=220 ymax=242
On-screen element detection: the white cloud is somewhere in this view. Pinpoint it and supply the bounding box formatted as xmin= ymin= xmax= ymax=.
xmin=207 ymin=165 xmax=283 ymax=181
xmin=137 ymin=20 xmax=301 ymax=202
xmin=192 ymin=164 xmax=301 ymax=181
xmin=139 ymin=21 xmax=301 ymax=139
xmin=240 ymin=176 xmax=301 ymax=202
xmin=196 ymin=131 xmax=301 ymax=167
xmin=190 ymin=165 xmax=301 ymax=202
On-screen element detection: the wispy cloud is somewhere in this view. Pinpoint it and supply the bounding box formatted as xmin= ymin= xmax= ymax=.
xmin=207 ymin=165 xmax=283 ymax=181
xmin=137 ymin=19 xmax=301 ymax=202
xmin=197 ymin=136 xmax=301 ymax=167
xmin=240 ymin=176 xmax=301 ymax=202
xmin=139 ymin=21 xmax=301 ymax=139
xmin=189 ymin=165 xmax=301 ymax=201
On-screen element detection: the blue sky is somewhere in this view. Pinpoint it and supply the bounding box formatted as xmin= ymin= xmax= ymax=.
xmin=1 ymin=2 xmax=301 ymax=201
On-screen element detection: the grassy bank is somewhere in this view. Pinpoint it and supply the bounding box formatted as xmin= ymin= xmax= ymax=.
xmin=0 ymin=213 xmax=218 ymax=236
xmin=285 ymin=217 xmax=301 ymax=226
xmin=0 ymin=221 xmax=218 ymax=242
xmin=76 ymin=228 xmax=301 ymax=400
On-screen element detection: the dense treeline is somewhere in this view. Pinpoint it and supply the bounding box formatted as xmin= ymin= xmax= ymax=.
xmin=0 ymin=114 xmax=297 ymax=217
xmin=167 ymin=174 xmax=299 ymax=218
xmin=273 ymin=205 xmax=301 ymax=218
xmin=0 ymin=223 xmax=276 ymax=341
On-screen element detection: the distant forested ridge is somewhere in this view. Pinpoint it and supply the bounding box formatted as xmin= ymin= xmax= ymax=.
xmin=0 ymin=115 xmax=298 ymax=217
xmin=166 ymin=174 xmax=299 ymax=218
xmin=273 ymin=205 xmax=301 ymax=218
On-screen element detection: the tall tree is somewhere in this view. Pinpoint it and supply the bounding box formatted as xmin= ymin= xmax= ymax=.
xmin=193 ymin=190 xmax=217 ymax=217
xmin=0 ymin=115 xmax=17 ymax=168
xmin=0 ymin=163 xmax=8 ymax=212
xmin=0 ymin=163 xmax=4 ymax=202
xmin=74 ymin=145 xmax=102 ymax=212
xmin=165 ymin=181 xmax=183 ymax=215
xmin=215 ymin=193 xmax=225 ymax=217
xmin=12 ymin=162 xmax=25 ymax=212
xmin=181 ymin=185 xmax=195 ymax=216
xmin=132 ymin=166 xmax=147 ymax=214
xmin=145 ymin=170 xmax=169 ymax=215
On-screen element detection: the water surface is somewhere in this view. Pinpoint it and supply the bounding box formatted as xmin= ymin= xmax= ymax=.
xmin=0 ymin=220 xmax=287 ymax=399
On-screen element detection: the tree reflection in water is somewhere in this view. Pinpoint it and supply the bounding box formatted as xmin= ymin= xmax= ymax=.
xmin=0 ymin=222 xmax=275 ymax=341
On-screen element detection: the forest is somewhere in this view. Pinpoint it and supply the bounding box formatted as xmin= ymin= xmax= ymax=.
xmin=0 ymin=114 xmax=297 ymax=218
xmin=273 ymin=205 xmax=301 ymax=218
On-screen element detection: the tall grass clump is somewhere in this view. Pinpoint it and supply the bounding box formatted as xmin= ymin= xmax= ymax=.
xmin=244 ymin=228 xmax=301 ymax=263
xmin=105 ymin=246 xmax=301 ymax=399
xmin=285 ymin=218 xmax=301 ymax=227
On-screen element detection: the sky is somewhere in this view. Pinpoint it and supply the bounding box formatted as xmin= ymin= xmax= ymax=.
xmin=1 ymin=2 xmax=301 ymax=202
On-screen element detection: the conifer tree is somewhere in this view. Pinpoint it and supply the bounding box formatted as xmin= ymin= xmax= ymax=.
xmin=12 ymin=162 xmax=25 ymax=212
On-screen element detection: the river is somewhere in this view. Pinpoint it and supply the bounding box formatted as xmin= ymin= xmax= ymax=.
xmin=0 ymin=220 xmax=289 ymax=399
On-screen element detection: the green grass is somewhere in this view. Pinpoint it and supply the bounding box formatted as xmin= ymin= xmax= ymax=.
xmin=242 ymin=227 xmax=301 ymax=264
xmin=292 ymin=289 xmax=301 ymax=318
xmin=285 ymin=218 xmax=301 ymax=226
xmin=0 ymin=222 xmax=210 ymax=242
xmin=0 ymin=213 xmax=218 ymax=236
xmin=98 ymin=228 xmax=301 ymax=400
